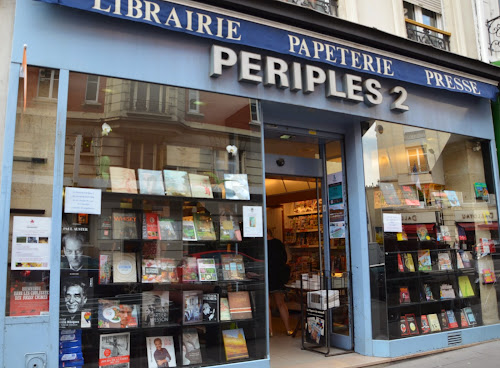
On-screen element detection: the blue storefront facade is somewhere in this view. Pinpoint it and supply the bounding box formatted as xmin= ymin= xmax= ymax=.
xmin=2 ymin=1 xmax=500 ymax=367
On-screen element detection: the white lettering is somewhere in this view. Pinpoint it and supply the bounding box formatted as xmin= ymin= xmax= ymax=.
xmin=304 ymin=65 xmax=326 ymax=93
xmin=144 ymin=1 xmax=160 ymax=23
xmin=326 ymin=70 xmax=346 ymax=98
xmin=93 ymin=0 xmax=111 ymax=12
xmin=227 ymin=20 xmax=241 ymax=40
xmin=239 ymin=51 xmax=262 ymax=84
xmin=363 ymin=78 xmax=383 ymax=106
xmin=165 ymin=8 xmax=182 ymax=28
xmin=264 ymin=57 xmax=289 ymax=89
xmin=197 ymin=13 xmax=213 ymax=35
xmin=210 ymin=45 xmax=237 ymax=77
xmin=344 ymin=74 xmax=363 ymax=102
xmin=127 ymin=0 xmax=142 ymax=18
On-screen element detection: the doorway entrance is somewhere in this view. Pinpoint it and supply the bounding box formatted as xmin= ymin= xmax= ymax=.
xmin=264 ymin=125 xmax=353 ymax=356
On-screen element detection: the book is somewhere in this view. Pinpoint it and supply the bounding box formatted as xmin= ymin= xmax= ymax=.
xmin=222 ymin=328 xmax=249 ymax=361
xmin=438 ymin=252 xmax=453 ymax=270
xmin=458 ymin=275 xmax=474 ymax=297
xmin=460 ymin=251 xmax=472 ymax=268
xmin=138 ymin=169 xmax=165 ymax=196
xmin=189 ymin=173 xmax=213 ymax=198
xmin=397 ymin=253 xmax=405 ymax=272
xmin=197 ymin=258 xmax=218 ymax=281
xmin=182 ymin=329 xmax=202 ymax=365
xmin=482 ymin=268 xmax=496 ymax=284
xmin=193 ymin=213 xmax=216 ymax=241
xmin=98 ymin=215 xmax=112 ymax=240
xmin=99 ymin=253 xmax=112 ymax=285
xmin=444 ymin=190 xmax=460 ymax=206
xmin=143 ymin=213 xmax=159 ymax=240
xmin=446 ymin=310 xmax=458 ymax=328
xmin=202 ymin=293 xmax=219 ymax=322
xmin=399 ymin=287 xmax=411 ymax=304
xmin=60 ymin=274 xmax=93 ymax=329
xmin=220 ymin=297 xmax=231 ymax=321
xmin=418 ymin=249 xmax=432 ymax=271
xmin=146 ymin=336 xmax=176 ymax=368
xmin=224 ymin=174 xmax=250 ymax=200
xmin=9 ymin=281 xmax=49 ymax=317
xmin=142 ymin=291 xmax=169 ymax=327
xmin=474 ymin=182 xmax=489 ymax=200
xmin=182 ymin=257 xmax=199 ymax=282
xmin=416 ymin=225 xmax=429 ymax=241
xmin=456 ymin=252 xmax=465 ymax=269
xmin=99 ymin=332 xmax=130 ymax=367
xmin=110 ymin=167 xmax=138 ymax=194
xmin=158 ymin=217 xmax=180 ymax=241
xmin=163 ymin=170 xmax=191 ymax=197
xmin=113 ymin=253 xmax=137 ymax=283
xmin=98 ymin=300 xmax=138 ymax=329
xmin=379 ymin=182 xmax=401 ymax=205
xmin=182 ymin=217 xmax=197 ymax=241
xmin=141 ymin=258 xmax=179 ymax=283
xmin=460 ymin=309 xmax=470 ymax=328
xmin=440 ymin=226 xmax=451 ymax=241
xmin=400 ymin=316 xmax=410 ymax=336
xmin=404 ymin=253 xmax=415 ymax=272
xmin=401 ymin=185 xmax=419 ymax=206
xmin=440 ymin=283 xmax=455 ymax=299
xmin=423 ymin=284 xmax=434 ymax=301
xmin=440 ymin=310 xmax=449 ymax=330
xmin=228 ymin=291 xmax=252 ymax=320
xmin=428 ymin=313 xmax=441 ymax=332
xmin=463 ymin=307 xmax=477 ymax=326
xmin=112 ymin=212 xmax=139 ymax=240
xmin=220 ymin=216 xmax=242 ymax=241
xmin=117 ymin=304 xmax=139 ymax=328
xmin=420 ymin=315 xmax=431 ymax=334
xmin=183 ymin=290 xmax=203 ymax=324
xmin=405 ymin=314 xmax=419 ymax=335
xmin=396 ymin=232 xmax=408 ymax=241
xmin=221 ymin=254 xmax=246 ymax=280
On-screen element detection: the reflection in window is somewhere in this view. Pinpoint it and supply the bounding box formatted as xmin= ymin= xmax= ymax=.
xmin=407 ymin=146 xmax=429 ymax=173
xmin=37 ymin=69 xmax=59 ymax=99
xmin=85 ymin=75 xmax=100 ymax=103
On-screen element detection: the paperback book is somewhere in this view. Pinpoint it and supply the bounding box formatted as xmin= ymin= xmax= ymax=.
xmin=417 ymin=249 xmax=432 ymax=271
xmin=456 ymin=252 xmax=465 ymax=269
xmin=183 ymin=290 xmax=203 ymax=324
xmin=404 ymin=253 xmax=415 ymax=272
xmin=224 ymin=174 xmax=250 ymax=200
xmin=444 ymin=190 xmax=460 ymax=206
xmin=460 ymin=309 xmax=470 ymax=328
xmin=416 ymin=225 xmax=429 ymax=241
xmin=112 ymin=252 xmax=137 ymax=283
xmin=220 ymin=216 xmax=242 ymax=241
xmin=220 ymin=297 xmax=231 ymax=321
xmin=163 ymin=170 xmax=191 ymax=197
xmin=182 ymin=217 xmax=197 ymax=241
xmin=440 ymin=310 xmax=450 ymax=330
xmin=428 ymin=313 xmax=441 ymax=332
xmin=202 ymin=293 xmax=219 ymax=322
xmin=440 ymin=283 xmax=456 ymax=299
xmin=158 ymin=217 xmax=180 ymax=241
xmin=474 ymin=182 xmax=489 ymax=201
xmin=228 ymin=291 xmax=252 ymax=320
xmin=143 ymin=213 xmax=159 ymax=240
xmin=399 ymin=287 xmax=411 ymax=304
xmin=446 ymin=310 xmax=459 ymax=329
xmin=460 ymin=251 xmax=472 ymax=268
xmin=98 ymin=300 xmax=138 ymax=329
xmin=438 ymin=252 xmax=453 ymax=270
xmin=142 ymin=291 xmax=169 ymax=327
xmin=482 ymin=268 xmax=496 ymax=284
xmin=110 ymin=167 xmax=138 ymax=194
xmin=397 ymin=253 xmax=405 ymax=272
xmin=99 ymin=253 xmax=112 ymax=285
xmin=463 ymin=307 xmax=477 ymax=326
xmin=138 ymin=169 xmax=165 ymax=196
xmin=458 ymin=275 xmax=475 ymax=297
xmin=182 ymin=329 xmax=202 ymax=365
xmin=221 ymin=254 xmax=246 ymax=280
xmin=197 ymin=258 xmax=218 ymax=281
xmin=400 ymin=316 xmax=410 ymax=336
xmin=189 ymin=173 xmax=213 ymax=198
xmin=193 ymin=213 xmax=216 ymax=241
xmin=440 ymin=226 xmax=452 ymax=241
xmin=99 ymin=332 xmax=130 ymax=367
xmin=420 ymin=315 xmax=431 ymax=334
xmin=222 ymin=328 xmax=249 ymax=361
xmin=423 ymin=283 xmax=434 ymax=301
xmin=145 ymin=336 xmax=176 ymax=368
xmin=405 ymin=314 xmax=419 ymax=335
xmin=112 ymin=212 xmax=139 ymax=240
xmin=182 ymin=257 xmax=199 ymax=282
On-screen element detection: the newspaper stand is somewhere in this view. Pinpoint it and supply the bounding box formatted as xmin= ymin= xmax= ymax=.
xmin=300 ymin=273 xmax=339 ymax=356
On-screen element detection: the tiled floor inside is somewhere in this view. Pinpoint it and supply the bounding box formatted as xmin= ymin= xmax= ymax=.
xmin=269 ymin=315 xmax=391 ymax=368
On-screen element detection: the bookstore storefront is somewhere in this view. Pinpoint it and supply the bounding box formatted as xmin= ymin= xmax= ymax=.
xmin=1 ymin=0 xmax=500 ymax=367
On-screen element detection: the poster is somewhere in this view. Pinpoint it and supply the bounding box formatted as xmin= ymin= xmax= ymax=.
xmin=327 ymin=172 xmax=344 ymax=210
xmin=243 ymin=206 xmax=263 ymax=237
xmin=329 ymin=221 xmax=345 ymax=239
xmin=64 ymin=187 xmax=102 ymax=215
xmin=11 ymin=216 xmax=51 ymax=270
xmin=383 ymin=213 xmax=403 ymax=233
xmin=9 ymin=281 xmax=49 ymax=316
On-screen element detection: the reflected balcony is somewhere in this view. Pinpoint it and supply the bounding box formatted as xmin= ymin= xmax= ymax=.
xmin=279 ymin=0 xmax=338 ymax=16
xmin=405 ymin=19 xmax=451 ymax=51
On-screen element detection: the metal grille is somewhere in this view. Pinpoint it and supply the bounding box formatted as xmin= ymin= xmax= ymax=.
xmin=447 ymin=332 xmax=462 ymax=346
xmin=406 ymin=22 xmax=450 ymax=51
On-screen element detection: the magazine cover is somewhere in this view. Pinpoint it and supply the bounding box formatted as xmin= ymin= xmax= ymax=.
xmin=99 ymin=332 xmax=130 ymax=367
xmin=182 ymin=329 xmax=202 ymax=365
xmin=188 ymin=173 xmax=213 ymax=198
xmin=224 ymin=174 xmax=250 ymax=200
xmin=112 ymin=212 xmax=139 ymax=240
xmin=222 ymin=328 xmax=249 ymax=361
xmin=193 ymin=213 xmax=216 ymax=241
xmin=202 ymin=293 xmax=219 ymax=322
xmin=183 ymin=290 xmax=203 ymax=324
xmin=158 ymin=217 xmax=180 ymax=241
xmin=305 ymin=309 xmax=326 ymax=345
xmin=163 ymin=170 xmax=191 ymax=197
xmin=142 ymin=291 xmax=169 ymax=327
xmin=110 ymin=167 xmax=138 ymax=194
xmin=197 ymin=258 xmax=218 ymax=281
xmin=146 ymin=336 xmax=176 ymax=368
xmin=138 ymin=169 xmax=165 ymax=196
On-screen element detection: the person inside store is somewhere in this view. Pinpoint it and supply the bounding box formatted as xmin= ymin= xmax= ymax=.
xmin=267 ymin=228 xmax=292 ymax=337
xmin=153 ymin=338 xmax=171 ymax=368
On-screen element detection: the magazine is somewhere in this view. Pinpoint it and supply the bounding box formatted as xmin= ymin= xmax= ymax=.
xmin=99 ymin=332 xmax=130 ymax=368
xmin=145 ymin=336 xmax=176 ymax=368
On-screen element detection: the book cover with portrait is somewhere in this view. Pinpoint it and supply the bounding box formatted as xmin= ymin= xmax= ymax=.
xmin=146 ymin=336 xmax=176 ymax=368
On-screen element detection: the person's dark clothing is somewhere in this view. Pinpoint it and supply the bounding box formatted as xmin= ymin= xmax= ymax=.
xmin=267 ymin=238 xmax=288 ymax=291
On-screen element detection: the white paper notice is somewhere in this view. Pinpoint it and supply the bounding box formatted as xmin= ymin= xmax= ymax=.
xmin=243 ymin=206 xmax=263 ymax=237
xmin=383 ymin=213 xmax=403 ymax=233
xmin=11 ymin=217 xmax=51 ymax=270
xmin=64 ymin=187 xmax=102 ymax=215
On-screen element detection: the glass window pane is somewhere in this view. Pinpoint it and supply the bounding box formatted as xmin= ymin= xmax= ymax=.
xmin=60 ymin=72 xmax=266 ymax=366
xmin=5 ymin=66 xmax=57 ymax=316
xmin=364 ymin=121 xmax=500 ymax=340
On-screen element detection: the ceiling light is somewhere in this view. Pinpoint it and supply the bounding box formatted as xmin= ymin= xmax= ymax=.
xmin=279 ymin=134 xmax=294 ymax=140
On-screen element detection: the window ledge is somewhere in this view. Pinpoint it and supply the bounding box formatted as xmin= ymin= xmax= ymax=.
xmin=82 ymin=101 xmax=102 ymax=107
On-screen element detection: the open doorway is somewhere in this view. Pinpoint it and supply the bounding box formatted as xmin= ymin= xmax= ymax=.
xmin=264 ymin=126 xmax=353 ymax=361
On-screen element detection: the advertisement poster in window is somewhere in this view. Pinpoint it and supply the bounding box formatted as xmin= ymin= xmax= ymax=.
xmin=11 ymin=216 xmax=51 ymax=270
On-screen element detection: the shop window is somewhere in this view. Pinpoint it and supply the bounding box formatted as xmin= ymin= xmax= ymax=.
xmin=60 ymin=72 xmax=266 ymax=367
xmin=37 ymin=68 xmax=59 ymax=99
xmin=406 ymin=146 xmax=429 ymax=173
xmin=363 ymin=121 xmax=500 ymax=340
xmin=85 ymin=75 xmax=100 ymax=103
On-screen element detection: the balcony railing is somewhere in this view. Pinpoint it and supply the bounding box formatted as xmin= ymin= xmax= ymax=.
xmin=405 ymin=19 xmax=451 ymax=51
xmin=280 ymin=0 xmax=338 ymax=17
